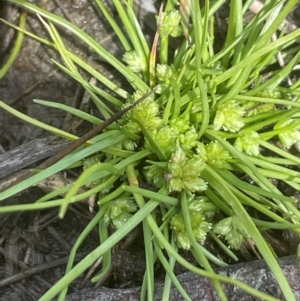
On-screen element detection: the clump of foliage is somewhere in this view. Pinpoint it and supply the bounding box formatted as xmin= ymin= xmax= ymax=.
xmin=1 ymin=0 xmax=300 ymax=300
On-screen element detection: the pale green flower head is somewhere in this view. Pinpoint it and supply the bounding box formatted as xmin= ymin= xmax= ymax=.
xmin=103 ymin=198 xmax=137 ymax=229
xmin=123 ymin=50 xmax=145 ymax=73
xmin=275 ymin=119 xmax=300 ymax=149
xmin=176 ymin=176 xmax=207 ymax=193
xmin=213 ymin=100 xmax=245 ymax=133
xmin=131 ymin=100 xmax=163 ymax=131
xmin=256 ymin=89 xmax=282 ymax=99
xmin=156 ymin=64 xmax=178 ymax=94
xmin=195 ymin=142 xmax=208 ymax=162
xmin=213 ymin=216 xmax=250 ymax=250
xmin=189 ymin=197 xmax=218 ymax=221
xmin=144 ymin=116 xmax=164 ymax=131
xmin=170 ymin=140 xmax=186 ymax=164
xmin=170 ymin=214 xmax=190 ymax=250
xmin=243 ymin=101 xmax=276 ymax=117
xmin=155 ymin=126 xmax=176 ymax=147
xmin=124 ymin=91 xmax=163 ymax=133
xmin=131 ymin=99 xmax=159 ymax=120
xmin=190 ymin=211 xmax=212 ymax=244
xmin=159 ymin=10 xmax=183 ymax=37
xmin=123 ymin=138 xmax=138 ymax=151
xmin=234 ymin=131 xmax=260 ymax=156
xmin=189 ymin=198 xmax=207 ymax=212
xmin=179 ymin=126 xmax=198 ymax=150
xmin=167 ymin=142 xmax=207 ymax=192
xmin=83 ymin=157 xmax=99 ymax=170
xmin=169 ymin=116 xmax=190 ymax=135
xmin=144 ymin=164 xmax=167 ymax=188
xmin=146 ymin=126 xmax=176 ymax=156
xmin=123 ymin=120 xmax=141 ymax=134
xmin=156 ymin=64 xmax=177 ymax=81
xmin=170 ymin=210 xmax=211 ymax=249
xmin=205 ymin=141 xmax=231 ymax=168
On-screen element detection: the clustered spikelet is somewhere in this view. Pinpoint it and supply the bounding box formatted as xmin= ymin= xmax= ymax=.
xmin=103 ymin=198 xmax=137 ymax=229
xmin=213 ymin=216 xmax=250 ymax=250
xmin=170 ymin=198 xmax=213 ymax=250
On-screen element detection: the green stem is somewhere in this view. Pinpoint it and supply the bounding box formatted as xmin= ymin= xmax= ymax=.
xmin=181 ymin=191 xmax=228 ymax=301
xmin=0 ymin=12 xmax=27 ymax=79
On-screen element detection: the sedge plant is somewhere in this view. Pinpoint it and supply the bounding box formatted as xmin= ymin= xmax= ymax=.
xmin=1 ymin=0 xmax=300 ymax=300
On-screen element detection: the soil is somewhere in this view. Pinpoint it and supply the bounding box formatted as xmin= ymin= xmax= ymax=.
xmin=1 ymin=1 xmax=300 ymax=301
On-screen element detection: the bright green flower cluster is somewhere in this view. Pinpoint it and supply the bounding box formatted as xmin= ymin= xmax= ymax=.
xmin=167 ymin=142 xmax=207 ymax=192
xmin=170 ymin=214 xmax=190 ymax=250
xmin=243 ymin=101 xmax=276 ymax=117
xmin=156 ymin=64 xmax=178 ymax=94
xmin=144 ymin=127 xmax=231 ymax=191
xmin=234 ymin=131 xmax=260 ymax=156
xmin=274 ymin=119 xmax=300 ymax=149
xmin=196 ymin=141 xmax=231 ymax=168
xmin=122 ymin=138 xmax=138 ymax=151
xmin=189 ymin=198 xmax=218 ymax=221
xmin=144 ymin=142 xmax=207 ymax=192
xmin=83 ymin=157 xmax=99 ymax=170
xmin=169 ymin=115 xmax=190 ymax=135
xmin=242 ymin=89 xmax=292 ymax=117
xmin=159 ymin=10 xmax=183 ymax=38
xmin=214 ymin=100 xmax=245 ymax=133
xmin=123 ymin=50 xmax=145 ymax=73
xmin=256 ymin=89 xmax=282 ymax=99
xmin=123 ymin=91 xmax=163 ymax=134
xmin=213 ymin=216 xmax=250 ymax=250
xmin=145 ymin=126 xmax=176 ymax=156
xmin=144 ymin=163 xmax=167 ymax=188
xmin=205 ymin=141 xmax=231 ymax=168
xmin=170 ymin=199 xmax=212 ymax=250
xmin=179 ymin=126 xmax=198 ymax=151
xmin=103 ymin=198 xmax=137 ymax=229
xmin=140 ymin=108 xmax=207 ymax=192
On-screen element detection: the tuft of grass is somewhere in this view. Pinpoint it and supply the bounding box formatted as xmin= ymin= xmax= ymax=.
xmin=1 ymin=0 xmax=300 ymax=300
